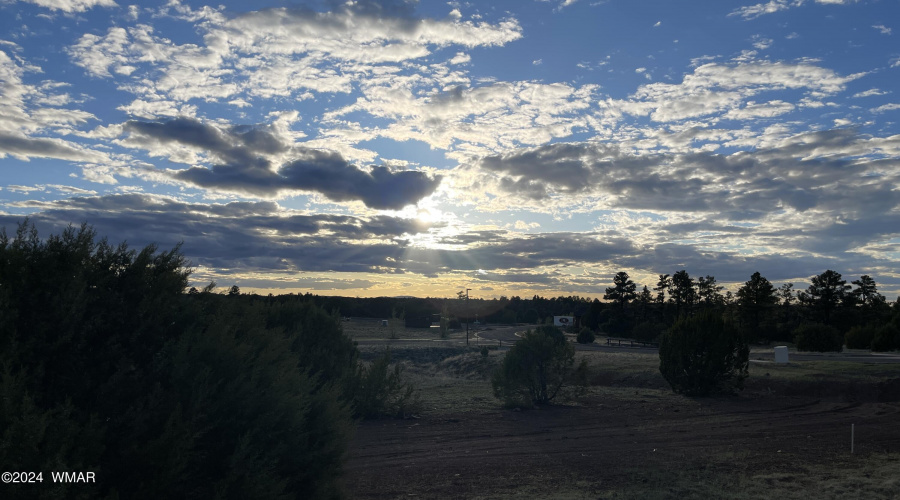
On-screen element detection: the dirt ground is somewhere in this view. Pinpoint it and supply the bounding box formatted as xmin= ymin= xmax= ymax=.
xmin=344 ymin=350 xmax=900 ymax=499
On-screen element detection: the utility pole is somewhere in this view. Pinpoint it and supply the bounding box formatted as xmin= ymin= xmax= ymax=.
xmin=466 ymin=288 xmax=471 ymax=346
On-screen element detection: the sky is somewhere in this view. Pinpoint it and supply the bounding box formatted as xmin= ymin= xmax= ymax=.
xmin=1 ymin=0 xmax=899 ymax=300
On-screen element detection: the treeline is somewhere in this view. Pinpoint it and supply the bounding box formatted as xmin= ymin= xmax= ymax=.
xmin=233 ymin=291 xmax=596 ymax=328
xmin=235 ymin=268 xmax=899 ymax=351
xmin=596 ymin=270 xmax=900 ymax=351
xmin=0 ymin=223 xmax=414 ymax=499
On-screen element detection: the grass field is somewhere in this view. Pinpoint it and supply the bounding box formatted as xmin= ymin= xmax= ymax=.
xmin=345 ymin=336 xmax=900 ymax=499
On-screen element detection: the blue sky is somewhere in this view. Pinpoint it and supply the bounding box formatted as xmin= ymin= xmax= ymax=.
xmin=1 ymin=0 xmax=899 ymax=299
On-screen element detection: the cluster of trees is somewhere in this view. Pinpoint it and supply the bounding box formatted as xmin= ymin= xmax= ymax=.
xmin=598 ymin=269 xmax=899 ymax=352
xmin=273 ymin=292 xmax=593 ymax=329
xmin=0 ymin=222 xmax=414 ymax=499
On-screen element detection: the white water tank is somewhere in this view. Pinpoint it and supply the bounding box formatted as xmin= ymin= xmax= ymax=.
xmin=774 ymin=346 xmax=789 ymax=364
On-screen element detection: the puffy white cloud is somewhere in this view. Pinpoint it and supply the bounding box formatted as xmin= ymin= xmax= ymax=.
xmin=324 ymin=80 xmax=600 ymax=157
xmin=20 ymin=0 xmax=117 ymax=13
xmin=65 ymin=4 xmax=522 ymax=115
xmin=0 ymin=50 xmax=110 ymax=163
xmin=607 ymin=60 xmax=860 ymax=124
xmin=448 ymin=52 xmax=471 ymax=65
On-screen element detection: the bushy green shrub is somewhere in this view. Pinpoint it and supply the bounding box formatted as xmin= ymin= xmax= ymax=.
xmin=350 ymin=349 xmax=419 ymax=419
xmin=793 ymin=323 xmax=844 ymax=352
xmin=872 ymin=324 xmax=900 ymax=352
xmin=0 ymin=222 xmax=415 ymax=499
xmin=492 ymin=326 xmax=575 ymax=407
xmin=658 ymin=312 xmax=749 ymax=396
xmin=845 ymin=324 xmax=877 ymax=349
xmin=576 ymin=327 xmax=596 ymax=344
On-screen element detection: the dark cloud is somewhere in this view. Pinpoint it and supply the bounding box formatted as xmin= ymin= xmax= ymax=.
xmin=477 ymin=131 xmax=900 ymax=218
xmin=0 ymin=132 xmax=101 ymax=162
xmin=0 ymin=194 xmax=427 ymax=273
xmin=124 ymin=118 xmax=442 ymax=209
xmin=3 ymin=193 xmax=895 ymax=292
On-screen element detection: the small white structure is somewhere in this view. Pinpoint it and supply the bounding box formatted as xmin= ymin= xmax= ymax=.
xmin=554 ymin=316 xmax=574 ymax=327
xmin=774 ymin=346 xmax=789 ymax=364
xmin=381 ymin=319 xmax=389 ymax=327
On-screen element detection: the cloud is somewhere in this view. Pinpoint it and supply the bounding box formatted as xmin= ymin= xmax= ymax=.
xmin=65 ymin=4 xmax=522 ymax=108
xmin=609 ymin=59 xmax=860 ymax=124
xmin=121 ymin=118 xmax=442 ymax=209
xmin=0 ymin=50 xmax=109 ymax=163
xmin=3 ymin=191 xmax=895 ymax=291
xmin=872 ymin=103 xmax=900 ymax=113
xmin=873 ymin=25 xmax=892 ymax=35
xmin=0 ymin=132 xmax=107 ymax=162
xmin=730 ymin=0 xmax=856 ymax=20
xmin=324 ymin=80 xmax=600 ymax=156
xmin=469 ymin=128 xmax=900 ymax=226
xmin=852 ymin=88 xmax=888 ymax=98
xmin=0 ymin=194 xmax=431 ymax=273
xmin=729 ymin=0 xmax=796 ymax=20
xmin=448 ymin=52 xmax=471 ymax=65
xmin=20 ymin=0 xmax=117 ymax=13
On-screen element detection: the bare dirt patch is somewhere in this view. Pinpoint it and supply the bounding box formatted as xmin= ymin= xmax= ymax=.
xmin=344 ymin=349 xmax=900 ymax=499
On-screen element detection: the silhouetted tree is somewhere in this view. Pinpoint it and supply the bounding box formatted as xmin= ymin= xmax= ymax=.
xmin=697 ymin=275 xmax=724 ymax=307
xmin=654 ymin=274 xmax=672 ymax=304
xmin=736 ymin=271 xmax=778 ymax=340
xmin=604 ymin=271 xmax=637 ymax=311
xmin=671 ymin=270 xmax=696 ymax=317
xmin=851 ymin=275 xmax=885 ymax=308
xmin=800 ymin=270 xmax=851 ymax=325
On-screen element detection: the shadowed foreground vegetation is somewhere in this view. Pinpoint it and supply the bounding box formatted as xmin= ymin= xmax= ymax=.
xmin=0 ymin=222 xmax=414 ymax=499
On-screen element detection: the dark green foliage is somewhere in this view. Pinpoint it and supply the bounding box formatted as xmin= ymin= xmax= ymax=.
xmin=580 ymin=299 xmax=603 ymax=332
xmin=491 ymin=326 xmax=575 ymax=407
xmin=599 ymin=309 xmax=630 ymax=336
xmin=801 ymin=270 xmax=851 ymax=325
xmin=632 ymin=321 xmax=665 ymax=343
xmin=736 ymin=272 xmax=778 ymax=341
xmin=845 ymin=324 xmax=877 ymax=349
xmin=658 ymin=311 xmax=749 ymax=397
xmin=349 ymin=349 xmax=418 ymax=419
xmin=670 ymin=270 xmax=697 ymax=316
xmin=1 ymin=221 xmax=415 ymax=499
xmin=129 ymin=303 xmax=354 ymax=499
xmin=793 ymin=323 xmax=844 ymax=352
xmin=480 ymin=345 xmax=490 ymax=357
xmin=576 ymin=328 xmax=596 ymax=344
xmin=872 ymin=324 xmax=900 ymax=352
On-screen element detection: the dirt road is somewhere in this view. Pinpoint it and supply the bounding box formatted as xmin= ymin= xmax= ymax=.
xmin=345 ymin=390 xmax=900 ymax=498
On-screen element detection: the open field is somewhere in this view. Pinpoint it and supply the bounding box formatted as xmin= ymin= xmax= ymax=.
xmin=344 ymin=345 xmax=900 ymax=499
xmin=344 ymin=317 xmax=457 ymax=341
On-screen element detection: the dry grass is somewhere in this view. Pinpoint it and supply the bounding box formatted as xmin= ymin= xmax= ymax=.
xmin=343 ymin=318 xmax=460 ymax=340
xmin=353 ymin=341 xmax=900 ymax=499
